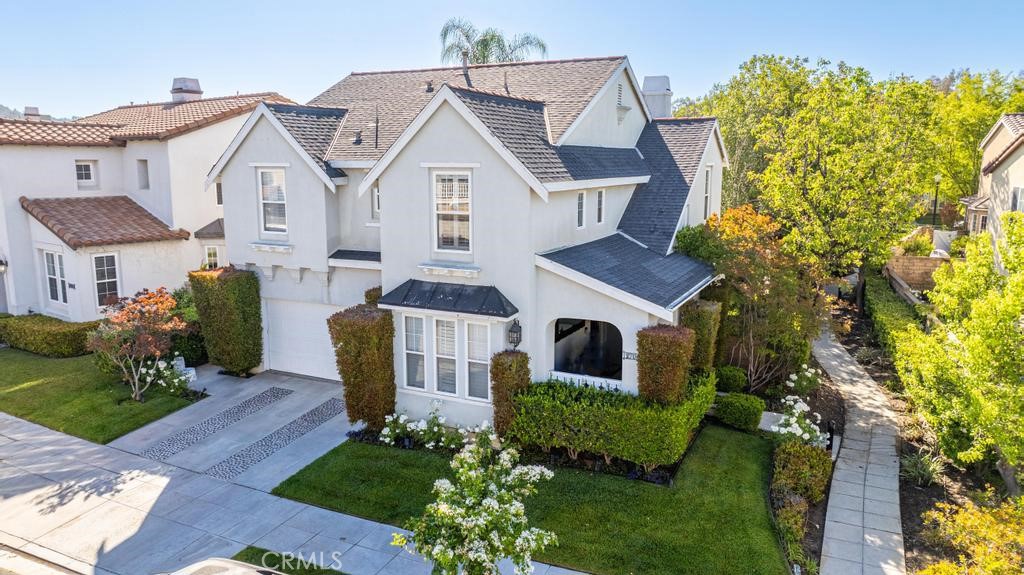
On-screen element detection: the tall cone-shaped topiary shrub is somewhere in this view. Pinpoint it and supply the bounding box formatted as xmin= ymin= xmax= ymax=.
xmin=327 ymin=304 xmax=395 ymax=430
xmin=636 ymin=325 xmax=695 ymax=404
xmin=188 ymin=267 xmax=262 ymax=375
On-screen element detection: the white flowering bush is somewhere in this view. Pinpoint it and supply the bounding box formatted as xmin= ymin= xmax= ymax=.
xmin=770 ymin=395 xmax=827 ymax=448
xmin=139 ymin=355 xmax=190 ymax=397
xmin=781 ymin=364 xmax=822 ymax=397
xmin=380 ymin=406 xmax=462 ymax=451
xmin=394 ymin=424 xmax=557 ymax=575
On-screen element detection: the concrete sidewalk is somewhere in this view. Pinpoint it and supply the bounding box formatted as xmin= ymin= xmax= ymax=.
xmin=814 ymin=327 xmax=906 ymax=575
xmin=0 ymin=413 xmax=577 ymax=575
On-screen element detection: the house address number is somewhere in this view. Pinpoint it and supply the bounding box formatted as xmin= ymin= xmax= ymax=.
xmin=622 ymin=351 xmax=638 ymax=361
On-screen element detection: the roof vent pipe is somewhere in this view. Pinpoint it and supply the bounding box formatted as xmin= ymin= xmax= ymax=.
xmin=170 ymin=78 xmax=203 ymax=103
xmin=461 ymin=50 xmax=472 ymax=87
xmin=426 ymin=80 xmax=434 ymax=92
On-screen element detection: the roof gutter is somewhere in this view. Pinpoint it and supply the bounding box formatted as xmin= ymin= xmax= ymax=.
xmin=666 ymin=273 xmax=724 ymax=312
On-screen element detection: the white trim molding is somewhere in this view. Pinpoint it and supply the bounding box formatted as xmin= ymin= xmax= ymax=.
xmin=419 ymin=162 xmax=481 ymax=169
xmin=545 ymin=175 xmax=649 ymax=193
xmin=249 ymin=242 xmax=294 ymax=254
xmin=418 ymin=261 xmax=481 ymax=278
xmin=379 ymin=303 xmax=517 ymax=323
xmin=328 ymin=159 xmax=376 ymax=169
xmin=328 ymin=258 xmax=382 ymax=271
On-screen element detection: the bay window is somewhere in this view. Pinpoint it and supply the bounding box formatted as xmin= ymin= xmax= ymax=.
xmin=466 ymin=322 xmax=490 ymax=400
xmin=435 ymin=319 xmax=457 ymax=394
xmin=434 ymin=173 xmax=470 ymax=251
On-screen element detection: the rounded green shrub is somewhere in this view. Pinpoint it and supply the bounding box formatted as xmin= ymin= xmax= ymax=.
xmin=715 ymin=365 xmax=747 ymax=392
xmin=364 ymin=286 xmax=382 ymax=305
xmin=772 ymin=441 xmax=833 ymax=505
xmin=678 ymin=300 xmax=722 ymax=370
xmin=715 ymin=393 xmax=765 ymax=432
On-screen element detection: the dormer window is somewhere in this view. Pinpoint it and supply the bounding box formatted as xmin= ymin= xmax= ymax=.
xmin=434 ymin=172 xmax=471 ymax=252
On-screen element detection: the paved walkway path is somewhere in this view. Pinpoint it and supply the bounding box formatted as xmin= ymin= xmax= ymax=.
xmin=0 ymin=415 xmax=577 ymax=575
xmin=813 ymin=326 xmax=906 ymax=575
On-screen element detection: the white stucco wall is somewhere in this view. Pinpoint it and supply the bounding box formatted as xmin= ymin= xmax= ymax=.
xmin=987 ymin=143 xmax=1023 ymax=266
xmin=559 ymin=69 xmax=647 ymax=148
xmin=680 ymin=134 xmax=725 ymax=229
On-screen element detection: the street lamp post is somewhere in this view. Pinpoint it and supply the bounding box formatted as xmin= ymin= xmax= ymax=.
xmin=932 ymin=174 xmax=942 ymax=227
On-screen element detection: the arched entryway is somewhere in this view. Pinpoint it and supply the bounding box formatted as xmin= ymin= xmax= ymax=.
xmin=552 ymin=318 xmax=623 ymax=380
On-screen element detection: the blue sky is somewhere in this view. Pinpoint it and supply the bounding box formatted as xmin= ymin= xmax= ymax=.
xmin=3 ymin=0 xmax=1022 ymax=118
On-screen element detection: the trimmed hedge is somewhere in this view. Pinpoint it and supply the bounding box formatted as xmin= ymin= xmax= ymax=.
xmin=772 ymin=441 xmax=833 ymax=505
xmin=864 ymin=271 xmax=920 ymax=356
xmin=716 ymin=365 xmax=748 ymax=392
xmin=490 ymin=350 xmax=530 ymax=436
xmin=0 ymin=314 xmax=100 ymax=357
xmin=327 ymin=304 xmax=395 ymax=431
xmin=364 ymin=286 xmax=382 ymax=306
xmin=715 ymin=393 xmax=764 ymax=432
xmin=188 ymin=268 xmax=262 ymax=375
xmin=508 ymin=372 xmax=716 ymax=472
xmin=678 ymin=299 xmax=722 ymax=370
xmin=0 ymin=313 xmax=12 ymax=343
xmin=636 ymin=325 xmax=696 ymax=404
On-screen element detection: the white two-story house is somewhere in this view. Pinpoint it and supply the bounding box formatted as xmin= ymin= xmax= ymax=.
xmin=0 ymin=79 xmax=291 ymax=320
xmin=209 ymin=57 xmax=726 ymax=424
xmin=966 ymin=113 xmax=1024 ymax=267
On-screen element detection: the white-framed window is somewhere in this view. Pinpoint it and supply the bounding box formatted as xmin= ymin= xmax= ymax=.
xmin=466 ymin=322 xmax=490 ymax=400
xmin=435 ymin=318 xmax=457 ymax=394
xmin=576 ymin=191 xmax=586 ymax=229
xmin=433 ymin=172 xmax=471 ymax=252
xmin=93 ymin=253 xmax=119 ymax=307
xmin=371 ymin=184 xmax=381 ymax=220
xmin=43 ymin=251 xmax=67 ymax=304
xmin=596 ymin=189 xmax=605 ymax=224
xmin=136 ymin=159 xmax=150 ymax=190
xmin=258 ymin=168 xmax=287 ymax=234
xmin=703 ymin=165 xmax=712 ymax=220
xmin=1012 ymin=187 xmax=1021 ymax=212
xmin=75 ymin=160 xmax=96 ymax=187
xmin=204 ymin=246 xmax=221 ymax=269
xmin=404 ymin=316 xmax=426 ymax=389
xmin=980 ymin=214 xmax=988 ymax=231
xmin=216 ymin=182 xmax=224 ymax=206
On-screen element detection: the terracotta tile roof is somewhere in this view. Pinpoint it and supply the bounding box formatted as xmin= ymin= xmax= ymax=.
xmin=76 ymin=92 xmax=294 ymax=140
xmin=309 ymin=56 xmax=625 ymax=161
xmin=0 ymin=118 xmax=124 ymax=147
xmin=20 ymin=196 xmax=190 ymax=248
xmin=983 ymin=113 xmax=1024 ymax=174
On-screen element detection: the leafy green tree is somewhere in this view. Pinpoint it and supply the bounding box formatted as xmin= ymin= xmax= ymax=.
xmin=757 ymin=62 xmax=934 ymax=288
xmin=926 ymin=71 xmax=1024 ymax=202
xmin=677 ymin=55 xmax=813 ymax=208
xmin=929 ymin=233 xmax=1004 ymax=324
xmin=440 ymin=18 xmax=547 ymax=65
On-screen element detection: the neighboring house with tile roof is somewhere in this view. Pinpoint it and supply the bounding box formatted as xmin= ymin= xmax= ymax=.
xmin=968 ymin=113 xmax=1024 ymax=265
xmin=208 ymin=57 xmax=726 ymax=425
xmin=0 ymin=78 xmax=291 ymax=320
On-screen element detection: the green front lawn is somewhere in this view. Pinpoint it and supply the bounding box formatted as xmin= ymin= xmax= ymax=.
xmin=0 ymin=348 xmax=193 ymax=443
xmin=273 ymin=425 xmax=788 ymax=575
xmin=232 ymin=547 xmax=344 ymax=574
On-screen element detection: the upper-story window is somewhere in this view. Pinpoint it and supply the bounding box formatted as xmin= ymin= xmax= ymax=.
xmin=703 ymin=165 xmax=712 ymax=220
xmin=75 ymin=160 xmax=97 ymax=188
xmin=596 ymin=189 xmax=605 ymax=224
xmin=1012 ymin=187 xmax=1021 ymax=212
xmin=576 ymin=191 xmax=586 ymax=229
xmin=372 ymin=184 xmax=381 ymax=220
xmin=258 ymin=168 xmax=287 ymax=234
xmin=216 ymin=182 xmax=224 ymax=206
xmin=434 ymin=173 xmax=470 ymax=251
xmin=136 ymin=159 xmax=150 ymax=190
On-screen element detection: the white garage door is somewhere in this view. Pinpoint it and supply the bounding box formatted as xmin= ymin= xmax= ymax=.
xmin=265 ymin=299 xmax=340 ymax=380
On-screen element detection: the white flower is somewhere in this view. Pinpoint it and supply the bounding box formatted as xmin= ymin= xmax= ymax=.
xmin=801 ymin=364 xmax=807 ymax=369
xmin=789 ymin=374 xmax=798 ymax=381
xmin=786 ymin=381 xmax=795 ymax=388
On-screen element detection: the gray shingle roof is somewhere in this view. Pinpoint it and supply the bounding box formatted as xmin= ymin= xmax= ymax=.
xmin=618 ymin=118 xmax=717 ymax=255
xmin=328 ymin=249 xmax=382 ymax=262
xmin=194 ymin=218 xmax=224 ymax=239
xmin=379 ymin=279 xmax=518 ymax=318
xmin=265 ymin=104 xmax=348 ymax=178
xmin=449 ymin=87 xmax=649 ymax=183
xmin=539 ymin=233 xmax=715 ymax=309
xmin=309 ymin=57 xmax=625 ymax=162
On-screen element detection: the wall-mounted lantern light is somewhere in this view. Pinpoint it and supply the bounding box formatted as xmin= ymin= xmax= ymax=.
xmin=0 ymin=259 xmax=7 ymax=274
xmin=507 ymin=319 xmax=522 ymax=349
